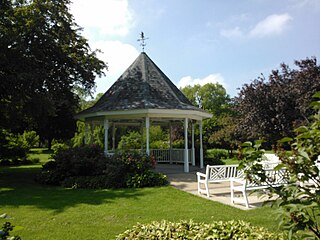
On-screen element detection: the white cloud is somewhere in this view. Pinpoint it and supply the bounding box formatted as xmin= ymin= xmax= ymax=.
xmin=177 ymin=74 xmax=227 ymax=89
xmin=92 ymin=40 xmax=139 ymax=94
xmin=71 ymin=0 xmax=134 ymax=37
xmin=220 ymin=27 xmax=244 ymax=39
xmin=220 ymin=13 xmax=292 ymax=39
xmin=249 ymin=13 xmax=292 ymax=38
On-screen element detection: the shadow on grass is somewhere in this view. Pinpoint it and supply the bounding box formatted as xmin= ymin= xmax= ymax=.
xmin=0 ymin=166 xmax=146 ymax=213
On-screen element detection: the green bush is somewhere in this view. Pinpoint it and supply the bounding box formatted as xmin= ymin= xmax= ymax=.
xmin=0 ymin=128 xmax=28 ymax=165
xmin=207 ymin=148 xmax=229 ymax=160
xmin=118 ymin=131 xmax=142 ymax=150
xmin=51 ymin=142 xmax=70 ymax=157
xmin=116 ymin=220 xmax=284 ymax=240
xmin=204 ymin=157 xmax=225 ymax=165
xmin=37 ymin=146 xmax=168 ymax=189
xmin=126 ymin=170 xmax=168 ymax=188
xmin=0 ymin=221 xmax=21 ymax=240
xmin=20 ymin=130 xmax=39 ymax=149
xmin=36 ymin=145 xmax=106 ymax=185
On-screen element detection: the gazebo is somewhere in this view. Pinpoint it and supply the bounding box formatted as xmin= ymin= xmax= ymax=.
xmin=76 ymin=51 xmax=212 ymax=172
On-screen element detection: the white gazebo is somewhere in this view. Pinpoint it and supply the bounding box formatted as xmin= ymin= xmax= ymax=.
xmin=76 ymin=52 xmax=212 ymax=172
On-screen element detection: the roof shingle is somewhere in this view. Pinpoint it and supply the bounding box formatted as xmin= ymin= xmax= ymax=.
xmin=79 ymin=52 xmax=203 ymax=115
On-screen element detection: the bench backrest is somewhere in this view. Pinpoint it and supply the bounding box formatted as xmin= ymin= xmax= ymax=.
xmin=245 ymin=168 xmax=288 ymax=189
xmin=206 ymin=164 xmax=243 ymax=181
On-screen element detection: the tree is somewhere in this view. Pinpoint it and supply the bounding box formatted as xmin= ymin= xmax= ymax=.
xmin=235 ymin=57 xmax=320 ymax=145
xmin=181 ymin=83 xmax=235 ymax=149
xmin=0 ymin=0 xmax=107 ymax=147
xmin=239 ymin=93 xmax=320 ymax=238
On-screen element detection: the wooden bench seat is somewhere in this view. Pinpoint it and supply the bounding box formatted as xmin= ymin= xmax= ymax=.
xmin=197 ymin=165 xmax=243 ymax=197
xmin=230 ymin=168 xmax=288 ymax=208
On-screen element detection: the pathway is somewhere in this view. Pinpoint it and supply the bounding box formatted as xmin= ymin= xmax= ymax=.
xmin=155 ymin=164 xmax=274 ymax=210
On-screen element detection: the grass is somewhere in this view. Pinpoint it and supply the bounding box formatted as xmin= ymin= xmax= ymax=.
xmin=28 ymin=148 xmax=52 ymax=164
xmin=0 ymin=149 xmax=283 ymax=239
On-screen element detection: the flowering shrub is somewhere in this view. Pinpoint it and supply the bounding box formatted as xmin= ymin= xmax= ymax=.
xmin=116 ymin=220 xmax=284 ymax=239
xmin=0 ymin=222 xmax=21 ymax=240
xmin=37 ymin=146 xmax=167 ymax=189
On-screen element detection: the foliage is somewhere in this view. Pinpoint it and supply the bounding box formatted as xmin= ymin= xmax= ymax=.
xmin=181 ymin=83 xmax=231 ymax=115
xmin=51 ymin=142 xmax=70 ymax=156
xmin=0 ymin=129 xmax=28 ymax=164
xmin=0 ymin=222 xmax=21 ymax=240
xmin=0 ymin=0 xmax=107 ymax=146
xmin=204 ymin=148 xmax=230 ymax=165
xmin=126 ymin=170 xmax=168 ymax=188
xmin=0 ymin=164 xmax=283 ymax=240
xmin=235 ymin=57 xmax=320 ymax=145
xmin=118 ymin=131 xmax=142 ymax=150
xmin=238 ymin=93 xmax=320 ymax=239
xmin=37 ymin=146 xmax=167 ymax=189
xmin=20 ymin=130 xmax=39 ymax=149
xmin=181 ymin=83 xmax=235 ymax=150
xmin=116 ymin=220 xmax=284 ymax=239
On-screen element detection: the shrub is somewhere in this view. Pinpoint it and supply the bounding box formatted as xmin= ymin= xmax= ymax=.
xmin=20 ymin=130 xmax=39 ymax=149
xmin=51 ymin=142 xmax=69 ymax=157
xmin=116 ymin=220 xmax=284 ymax=239
xmin=238 ymin=93 xmax=320 ymax=239
xmin=207 ymin=148 xmax=229 ymax=160
xmin=0 ymin=222 xmax=21 ymax=240
xmin=37 ymin=146 xmax=168 ymax=189
xmin=118 ymin=131 xmax=142 ymax=150
xmin=126 ymin=170 xmax=168 ymax=188
xmin=36 ymin=145 xmax=106 ymax=185
xmin=204 ymin=157 xmax=225 ymax=165
xmin=0 ymin=128 xmax=28 ymax=165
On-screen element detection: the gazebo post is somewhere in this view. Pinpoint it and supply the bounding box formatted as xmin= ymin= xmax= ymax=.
xmin=200 ymin=120 xmax=204 ymax=169
xmin=140 ymin=122 xmax=144 ymax=151
xmin=192 ymin=122 xmax=195 ymax=166
xmin=169 ymin=123 xmax=173 ymax=164
xmin=184 ymin=118 xmax=189 ymax=173
xmin=84 ymin=122 xmax=89 ymax=144
xmin=112 ymin=123 xmax=116 ymax=151
xmin=146 ymin=117 xmax=150 ymax=155
xmin=104 ymin=119 xmax=109 ymax=156
xmin=90 ymin=122 xmax=94 ymax=144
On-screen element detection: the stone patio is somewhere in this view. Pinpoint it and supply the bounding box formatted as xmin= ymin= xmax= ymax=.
xmin=155 ymin=164 xmax=274 ymax=210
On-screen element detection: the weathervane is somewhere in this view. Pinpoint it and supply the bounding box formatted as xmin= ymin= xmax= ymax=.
xmin=137 ymin=32 xmax=148 ymax=52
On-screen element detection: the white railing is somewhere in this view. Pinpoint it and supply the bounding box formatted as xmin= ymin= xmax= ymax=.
xmin=150 ymin=149 xmax=192 ymax=164
xmin=105 ymin=149 xmax=192 ymax=164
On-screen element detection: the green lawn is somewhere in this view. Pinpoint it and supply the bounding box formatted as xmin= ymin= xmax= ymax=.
xmin=0 ymin=150 xmax=283 ymax=239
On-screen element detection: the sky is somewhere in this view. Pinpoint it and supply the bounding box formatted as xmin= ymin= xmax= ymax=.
xmin=70 ymin=0 xmax=320 ymax=98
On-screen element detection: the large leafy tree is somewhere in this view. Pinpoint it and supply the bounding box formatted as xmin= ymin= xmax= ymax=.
xmin=181 ymin=83 xmax=234 ymax=149
xmin=0 ymin=0 xmax=107 ymax=147
xmin=235 ymin=57 xmax=320 ymax=145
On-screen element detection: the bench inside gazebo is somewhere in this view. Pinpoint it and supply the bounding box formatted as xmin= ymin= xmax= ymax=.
xmin=76 ymin=51 xmax=212 ymax=172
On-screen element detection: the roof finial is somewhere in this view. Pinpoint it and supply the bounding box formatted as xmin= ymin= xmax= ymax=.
xmin=137 ymin=31 xmax=148 ymax=52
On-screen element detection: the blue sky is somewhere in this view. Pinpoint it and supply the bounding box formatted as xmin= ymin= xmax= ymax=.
xmin=71 ymin=0 xmax=320 ymax=97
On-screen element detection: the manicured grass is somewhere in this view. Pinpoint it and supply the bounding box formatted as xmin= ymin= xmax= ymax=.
xmin=0 ymin=167 xmax=282 ymax=239
xmin=0 ymin=151 xmax=283 ymax=239
xmin=28 ymin=148 xmax=52 ymax=164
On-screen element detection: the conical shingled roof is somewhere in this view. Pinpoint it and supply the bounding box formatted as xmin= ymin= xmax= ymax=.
xmin=79 ymin=52 xmax=204 ymax=115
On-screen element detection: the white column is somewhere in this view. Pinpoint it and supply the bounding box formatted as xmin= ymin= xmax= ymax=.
xmin=104 ymin=119 xmax=109 ymax=156
xmin=112 ymin=123 xmax=116 ymax=151
xmin=184 ymin=118 xmax=189 ymax=173
xmin=200 ymin=120 xmax=204 ymax=169
xmin=90 ymin=122 xmax=94 ymax=144
xmin=169 ymin=123 xmax=173 ymax=164
xmin=140 ymin=123 xmax=144 ymax=151
xmin=191 ymin=122 xmax=195 ymax=166
xmin=146 ymin=117 xmax=150 ymax=155
xmin=84 ymin=122 xmax=89 ymax=144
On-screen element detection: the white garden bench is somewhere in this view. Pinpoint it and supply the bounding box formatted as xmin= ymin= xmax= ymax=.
xmin=230 ymin=168 xmax=288 ymax=208
xmin=197 ymin=165 xmax=243 ymax=197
